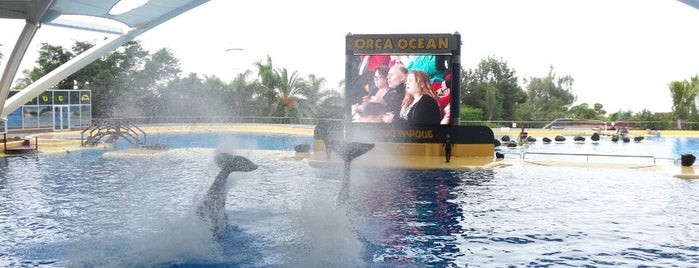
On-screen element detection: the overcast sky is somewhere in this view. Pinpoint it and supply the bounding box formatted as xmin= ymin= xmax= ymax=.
xmin=2 ymin=0 xmax=699 ymax=113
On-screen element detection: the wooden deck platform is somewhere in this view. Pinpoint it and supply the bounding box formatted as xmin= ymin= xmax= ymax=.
xmin=4 ymin=145 xmax=38 ymax=155
xmin=3 ymin=135 xmax=38 ymax=155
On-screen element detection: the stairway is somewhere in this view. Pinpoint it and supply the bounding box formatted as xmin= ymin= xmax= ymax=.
xmin=81 ymin=119 xmax=146 ymax=147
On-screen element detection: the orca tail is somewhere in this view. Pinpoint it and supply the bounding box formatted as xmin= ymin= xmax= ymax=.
xmin=338 ymin=142 xmax=375 ymax=162
xmin=215 ymin=153 xmax=258 ymax=172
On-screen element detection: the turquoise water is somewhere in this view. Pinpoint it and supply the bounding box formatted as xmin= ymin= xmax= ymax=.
xmin=498 ymin=135 xmax=696 ymax=164
xmin=1 ymin=132 xmax=699 ymax=267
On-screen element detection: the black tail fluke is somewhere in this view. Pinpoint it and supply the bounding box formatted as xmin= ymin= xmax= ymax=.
xmin=328 ymin=141 xmax=375 ymax=162
xmin=216 ymin=153 xmax=258 ymax=173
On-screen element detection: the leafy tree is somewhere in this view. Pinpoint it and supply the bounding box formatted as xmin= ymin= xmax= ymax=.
xmin=253 ymin=55 xmax=280 ymax=116
xmin=15 ymin=43 xmax=74 ymax=89
xmin=14 ymin=40 xmax=182 ymax=118
xmin=459 ymin=105 xmax=484 ymax=122
xmin=315 ymin=89 xmax=344 ymax=119
xmin=568 ymin=103 xmax=605 ymax=120
xmin=91 ymin=42 xmax=180 ymax=117
xmin=568 ymin=103 xmax=596 ymax=119
xmin=593 ymin=103 xmax=607 ymax=118
xmin=669 ymin=75 xmax=699 ymax=129
xmin=517 ymin=66 xmax=576 ymax=121
xmin=608 ymin=109 xmax=634 ymax=125
xmin=269 ymin=67 xmax=303 ymax=122
xmin=293 ymin=74 xmax=322 ymax=120
xmin=156 ymin=73 xmax=231 ymax=117
xmin=633 ymin=109 xmax=669 ymax=130
xmin=462 ymin=56 xmax=525 ymax=121
xmin=314 ymin=79 xmax=346 ymax=120
xmin=228 ymin=70 xmax=260 ymax=116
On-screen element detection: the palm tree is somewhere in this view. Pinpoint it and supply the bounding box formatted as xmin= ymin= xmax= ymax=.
xmin=295 ymin=74 xmax=326 ymax=120
xmin=269 ymin=67 xmax=303 ymax=122
xmin=228 ymin=70 xmax=260 ymax=117
xmin=669 ymin=75 xmax=699 ymax=129
xmin=253 ymin=55 xmax=280 ymax=116
xmin=252 ymin=55 xmax=345 ymax=123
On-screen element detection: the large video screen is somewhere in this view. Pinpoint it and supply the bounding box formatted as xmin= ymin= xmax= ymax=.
xmin=345 ymin=34 xmax=459 ymax=126
xmin=347 ymin=54 xmax=452 ymax=125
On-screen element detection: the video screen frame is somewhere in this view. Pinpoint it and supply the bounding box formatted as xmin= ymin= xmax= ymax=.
xmin=345 ymin=33 xmax=461 ymax=126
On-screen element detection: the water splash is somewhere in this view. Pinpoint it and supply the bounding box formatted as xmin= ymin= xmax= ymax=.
xmin=287 ymin=195 xmax=365 ymax=267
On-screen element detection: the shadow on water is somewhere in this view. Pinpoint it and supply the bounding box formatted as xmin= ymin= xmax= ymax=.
xmin=349 ymin=167 xmax=494 ymax=267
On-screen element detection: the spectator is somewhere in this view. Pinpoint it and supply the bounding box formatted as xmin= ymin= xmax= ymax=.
xmin=387 ymin=70 xmax=441 ymax=125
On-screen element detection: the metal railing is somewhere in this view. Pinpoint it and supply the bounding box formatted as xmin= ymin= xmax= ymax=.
xmin=500 ymin=151 xmax=678 ymax=165
xmin=81 ymin=118 xmax=147 ymax=147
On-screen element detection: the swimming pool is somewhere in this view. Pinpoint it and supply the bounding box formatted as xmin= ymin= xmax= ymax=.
xmin=1 ymin=132 xmax=698 ymax=267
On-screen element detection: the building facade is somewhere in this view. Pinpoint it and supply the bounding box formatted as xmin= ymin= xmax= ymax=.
xmin=1 ymin=89 xmax=92 ymax=132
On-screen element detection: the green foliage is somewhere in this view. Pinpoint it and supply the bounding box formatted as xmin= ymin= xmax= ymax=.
xmin=13 ymin=39 xmax=699 ymax=128
xmin=608 ymin=110 xmax=635 ymax=122
xmin=15 ymin=43 xmax=74 ymax=89
xmin=15 ymin=40 xmax=183 ymax=118
xmin=227 ymin=70 xmax=259 ymax=116
xmin=459 ymin=105 xmax=484 ymax=121
xmin=156 ymin=73 xmax=231 ymax=117
xmin=462 ymin=56 xmax=525 ymax=121
xmin=568 ymin=103 xmax=606 ymax=120
xmin=632 ymin=109 xmax=670 ymax=130
xmin=518 ymin=66 xmax=576 ymax=121
xmin=668 ymin=75 xmax=699 ymax=129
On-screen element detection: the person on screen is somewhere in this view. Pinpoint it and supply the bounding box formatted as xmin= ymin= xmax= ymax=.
xmin=357 ymin=55 xmax=390 ymax=99
xmin=357 ymin=101 xmax=387 ymax=123
xmin=382 ymin=64 xmax=408 ymax=122
xmin=387 ymin=70 xmax=441 ymax=125
xmin=365 ymin=65 xmax=390 ymax=105
xmin=355 ymin=65 xmax=390 ymax=119
xmin=437 ymin=73 xmax=452 ymax=124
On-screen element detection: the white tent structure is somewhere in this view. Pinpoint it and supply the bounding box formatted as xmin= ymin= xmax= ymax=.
xmin=679 ymin=0 xmax=699 ymax=10
xmin=0 ymin=0 xmax=208 ymax=129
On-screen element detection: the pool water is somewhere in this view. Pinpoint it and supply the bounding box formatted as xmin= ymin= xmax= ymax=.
xmin=116 ymin=132 xmax=313 ymax=151
xmin=1 ymin=132 xmax=699 ymax=267
xmin=498 ymin=135 xmax=699 ymax=164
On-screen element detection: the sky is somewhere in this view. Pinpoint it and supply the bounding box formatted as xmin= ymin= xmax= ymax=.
xmin=1 ymin=0 xmax=699 ymax=114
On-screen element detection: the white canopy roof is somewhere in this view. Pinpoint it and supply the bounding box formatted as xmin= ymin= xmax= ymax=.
xmin=0 ymin=0 xmax=208 ymax=123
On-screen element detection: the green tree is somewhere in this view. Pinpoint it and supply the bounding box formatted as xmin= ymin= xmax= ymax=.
xmin=228 ymin=70 xmax=260 ymax=117
xmin=459 ymin=105 xmax=484 ymax=122
xmin=314 ymin=79 xmax=346 ymax=120
xmin=517 ymin=66 xmax=576 ymax=121
xmin=157 ymin=73 xmax=231 ymax=118
xmin=253 ymin=55 xmax=281 ymax=116
xmin=315 ymin=89 xmax=344 ymax=119
xmin=294 ymin=74 xmax=324 ymax=120
xmin=568 ymin=103 xmax=596 ymax=119
xmin=593 ymin=103 xmax=607 ymax=118
xmin=608 ymin=110 xmax=634 ymax=122
xmin=269 ymin=67 xmax=303 ymax=122
xmin=15 ymin=43 xmax=74 ymax=89
xmin=15 ymin=40 xmax=184 ymax=118
xmin=568 ymin=103 xmax=605 ymax=120
xmin=462 ymin=56 xmax=525 ymax=121
xmin=633 ymin=109 xmax=669 ymax=130
xmin=669 ymin=75 xmax=699 ymax=129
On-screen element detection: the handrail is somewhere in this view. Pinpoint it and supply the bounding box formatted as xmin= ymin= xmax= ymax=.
xmin=500 ymin=151 xmax=678 ymax=164
xmin=81 ymin=118 xmax=146 ymax=147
